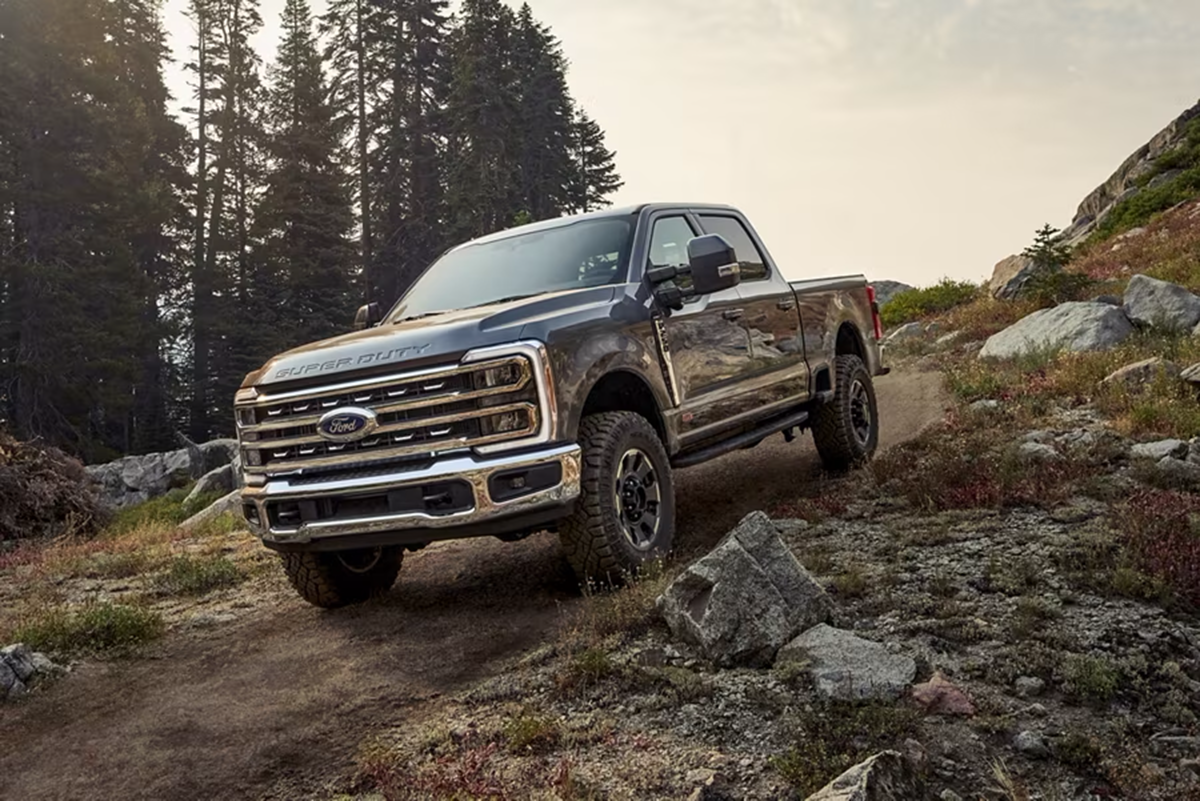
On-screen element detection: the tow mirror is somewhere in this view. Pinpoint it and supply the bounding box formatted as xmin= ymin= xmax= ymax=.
xmin=687 ymin=234 xmax=741 ymax=295
xmin=353 ymin=302 xmax=382 ymax=330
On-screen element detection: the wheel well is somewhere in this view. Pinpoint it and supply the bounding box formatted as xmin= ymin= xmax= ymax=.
xmin=580 ymin=371 xmax=666 ymax=441
xmin=836 ymin=323 xmax=865 ymax=360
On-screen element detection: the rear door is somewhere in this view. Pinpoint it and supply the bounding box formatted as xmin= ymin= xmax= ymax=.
xmin=646 ymin=212 xmax=757 ymax=442
xmin=695 ymin=211 xmax=811 ymax=407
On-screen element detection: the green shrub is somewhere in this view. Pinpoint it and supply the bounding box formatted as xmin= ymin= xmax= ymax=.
xmin=880 ymin=278 xmax=981 ymax=328
xmin=1093 ymin=118 xmax=1200 ymax=240
xmin=104 ymin=486 xmax=225 ymax=537
xmin=11 ymin=602 xmax=164 ymax=657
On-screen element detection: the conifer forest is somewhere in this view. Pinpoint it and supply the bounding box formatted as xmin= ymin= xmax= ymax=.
xmin=0 ymin=0 xmax=623 ymax=461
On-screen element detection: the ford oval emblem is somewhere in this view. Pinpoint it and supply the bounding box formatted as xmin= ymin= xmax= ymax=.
xmin=316 ymin=407 xmax=378 ymax=443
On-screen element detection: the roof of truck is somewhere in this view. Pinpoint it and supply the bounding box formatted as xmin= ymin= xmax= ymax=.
xmin=458 ymin=203 xmax=742 ymax=249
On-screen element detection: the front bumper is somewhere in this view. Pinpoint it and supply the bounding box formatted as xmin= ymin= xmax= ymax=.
xmin=240 ymin=443 xmax=582 ymax=549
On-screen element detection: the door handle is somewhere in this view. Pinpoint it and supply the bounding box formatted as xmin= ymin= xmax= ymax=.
xmin=777 ymin=299 xmax=795 ymax=311
xmin=722 ymin=308 xmax=744 ymax=321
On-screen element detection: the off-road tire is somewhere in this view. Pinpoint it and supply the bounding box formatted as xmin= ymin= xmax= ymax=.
xmin=812 ymin=353 xmax=879 ymax=472
xmin=560 ymin=412 xmax=675 ymax=589
xmin=280 ymin=547 xmax=403 ymax=609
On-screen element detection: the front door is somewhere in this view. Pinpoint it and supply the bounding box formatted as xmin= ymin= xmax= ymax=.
xmin=649 ymin=213 xmax=755 ymax=443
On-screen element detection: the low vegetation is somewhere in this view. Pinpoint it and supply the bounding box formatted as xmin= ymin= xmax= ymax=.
xmin=880 ymin=277 xmax=981 ymax=328
xmin=0 ymin=429 xmax=109 ymax=543
xmin=10 ymin=601 xmax=165 ymax=658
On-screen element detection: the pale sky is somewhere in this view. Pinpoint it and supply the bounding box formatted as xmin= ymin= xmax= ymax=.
xmin=162 ymin=0 xmax=1200 ymax=288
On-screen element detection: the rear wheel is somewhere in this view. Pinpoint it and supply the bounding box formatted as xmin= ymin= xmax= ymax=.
xmin=812 ymin=354 xmax=879 ymax=471
xmin=560 ymin=411 xmax=675 ymax=588
xmin=280 ymin=546 xmax=403 ymax=609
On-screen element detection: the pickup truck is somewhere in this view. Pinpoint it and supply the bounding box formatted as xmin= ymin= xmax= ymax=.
xmin=233 ymin=203 xmax=888 ymax=608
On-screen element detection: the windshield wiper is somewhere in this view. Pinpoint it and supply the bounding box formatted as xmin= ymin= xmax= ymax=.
xmin=394 ymin=310 xmax=451 ymax=323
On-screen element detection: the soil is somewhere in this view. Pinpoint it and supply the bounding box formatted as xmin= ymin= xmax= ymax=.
xmin=0 ymin=368 xmax=950 ymax=801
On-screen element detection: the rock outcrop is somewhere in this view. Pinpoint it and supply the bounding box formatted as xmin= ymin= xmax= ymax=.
xmin=1 ymin=643 xmax=64 ymax=701
xmin=1061 ymin=100 xmax=1200 ymax=246
xmin=869 ymin=281 xmax=914 ymax=306
xmin=86 ymin=438 xmax=240 ymax=509
xmin=657 ymin=511 xmax=833 ymax=668
xmin=979 ymin=302 xmax=1133 ymax=360
xmin=989 ymin=254 xmax=1055 ymax=301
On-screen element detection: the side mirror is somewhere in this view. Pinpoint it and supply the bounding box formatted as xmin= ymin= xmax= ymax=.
xmin=687 ymin=234 xmax=741 ymax=295
xmin=353 ymin=302 xmax=382 ymax=330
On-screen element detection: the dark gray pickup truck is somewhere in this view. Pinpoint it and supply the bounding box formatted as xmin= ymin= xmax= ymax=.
xmin=233 ymin=203 xmax=888 ymax=608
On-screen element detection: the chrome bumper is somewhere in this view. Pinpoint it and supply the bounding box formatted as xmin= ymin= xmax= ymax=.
xmin=241 ymin=444 xmax=582 ymax=547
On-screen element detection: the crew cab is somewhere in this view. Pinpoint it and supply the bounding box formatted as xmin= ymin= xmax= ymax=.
xmin=233 ymin=203 xmax=888 ymax=608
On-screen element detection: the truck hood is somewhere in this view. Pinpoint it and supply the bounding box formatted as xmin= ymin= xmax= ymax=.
xmin=243 ymin=285 xmax=619 ymax=389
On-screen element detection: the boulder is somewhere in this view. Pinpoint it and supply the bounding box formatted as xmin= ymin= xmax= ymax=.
xmin=1131 ymin=440 xmax=1189 ymax=461
xmin=183 ymin=459 xmax=239 ymax=506
xmin=1123 ymin=274 xmax=1200 ymax=332
xmin=0 ymin=642 xmax=62 ymax=701
xmin=1018 ymin=442 xmax=1061 ymax=463
xmin=776 ymin=624 xmax=916 ymax=701
xmin=1103 ymin=358 xmax=1179 ymax=389
xmin=989 ymin=254 xmax=1057 ymax=301
xmin=0 ymin=658 xmax=23 ymax=700
xmin=178 ymin=490 xmax=242 ymax=533
xmin=1 ymin=643 xmax=36 ymax=682
xmin=885 ymin=322 xmax=923 ymax=342
xmin=657 ymin=511 xmax=833 ymax=668
xmin=86 ymin=439 xmax=241 ymax=509
xmin=1013 ymin=730 xmax=1051 ymax=760
xmin=803 ymin=750 xmax=926 ymax=801
xmin=1155 ymin=457 xmax=1200 ymax=489
xmin=978 ymin=302 xmax=1133 ymax=360
xmin=1181 ymin=364 xmax=1200 ymax=385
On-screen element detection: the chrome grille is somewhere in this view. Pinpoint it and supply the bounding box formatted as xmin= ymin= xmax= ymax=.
xmin=236 ymin=356 xmax=540 ymax=474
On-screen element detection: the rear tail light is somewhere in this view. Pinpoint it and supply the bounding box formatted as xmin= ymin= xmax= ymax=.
xmin=866 ymin=285 xmax=884 ymax=341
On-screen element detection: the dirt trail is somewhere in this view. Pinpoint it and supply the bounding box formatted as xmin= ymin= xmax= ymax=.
xmin=0 ymin=368 xmax=949 ymax=801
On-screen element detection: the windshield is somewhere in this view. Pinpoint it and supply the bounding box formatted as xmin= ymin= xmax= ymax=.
xmin=387 ymin=217 xmax=636 ymax=322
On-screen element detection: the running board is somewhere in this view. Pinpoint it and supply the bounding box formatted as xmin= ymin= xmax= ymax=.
xmin=671 ymin=409 xmax=811 ymax=469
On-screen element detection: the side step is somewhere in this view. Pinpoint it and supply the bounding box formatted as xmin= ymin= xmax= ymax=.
xmin=671 ymin=409 xmax=811 ymax=469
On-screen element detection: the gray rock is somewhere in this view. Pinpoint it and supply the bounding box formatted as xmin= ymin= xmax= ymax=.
xmin=1092 ymin=294 xmax=1123 ymax=306
xmin=885 ymin=322 xmax=924 ymax=342
xmin=1102 ymin=357 xmax=1179 ymax=388
xmin=1124 ymin=274 xmax=1200 ymax=332
xmin=1181 ymin=364 xmax=1200 ymax=385
xmin=0 ymin=658 xmax=17 ymax=699
xmin=183 ymin=462 xmax=235 ymax=505
xmin=979 ymin=302 xmax=1133 ymax=360
xmin=990 ymin=254 xmax=1057 ymax=301
xmin=804 ymin=750 xmax=925 ymax=801
xmin=199 ymin=439 xmax=239 ymax=472
xmin=86 ymin=439 xmax=241 ymax=509
xmin=29 ymin=652 xmax=63 ymax=676
xmin=1 ymin=643 xmax=36 ymax=682
xmin=1156 ymin=457 xmax=1200 ymax=489
xmin=1014 ymin=676 xmax=1045 ymax=698
xmin=1190 ymin=438 xmax=1200 ymax=466
xmin=178 ymin=489 xmax=242 ymax=533
xmin=657 ymin=511 xmax=833 ymax=667
xmin=970 ymin=400 xmax=1000 ymax=412
xmin=1013 ymin=730 xmax=1051 ymax=759
xmin=777 ymin=624 xmax=916 ymax=701
xmin=871 ymin=281 xmax=915 ymax=306
xmin=1131 ymin=440 xmax=1189 ymax=461
xmin=1019 ymin=442 xmax=1061 ymax=463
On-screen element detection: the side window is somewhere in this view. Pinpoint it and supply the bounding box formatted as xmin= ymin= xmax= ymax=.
xmin=647 ymin=215 xmax=698 ymax=292
xmin=698 ymin=215 xmax=769 ymax=282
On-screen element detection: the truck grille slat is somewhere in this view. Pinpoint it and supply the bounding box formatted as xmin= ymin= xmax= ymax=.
xmin=236 ymin=356 xmax=539 ymax=474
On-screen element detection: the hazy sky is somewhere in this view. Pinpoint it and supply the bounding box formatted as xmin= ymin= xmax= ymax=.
xmin=161 ymin=0 xmax=1200 ymax=288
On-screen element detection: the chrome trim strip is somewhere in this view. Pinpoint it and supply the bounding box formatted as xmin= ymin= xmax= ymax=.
xmin=243 ymin=405 xmax=541 ymax=474
xmin=242 ymin=444 xmax=582 ymax=545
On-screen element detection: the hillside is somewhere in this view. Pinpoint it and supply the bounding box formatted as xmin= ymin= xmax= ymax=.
xmin=1062 ymin=99 xmax=1200 ymax=247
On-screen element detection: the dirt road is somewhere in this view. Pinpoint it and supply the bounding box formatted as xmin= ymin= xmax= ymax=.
xmin=0 ymin=369 xmax=949 ymax=801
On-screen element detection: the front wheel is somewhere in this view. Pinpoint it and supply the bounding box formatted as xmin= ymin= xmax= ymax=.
xmin=812 ymin=353 xmax=879 ymax=471
xmin=280 ymin=546 xmax=403 ymax=609
xmin=560 ymin=411 xmax=676 ymax=589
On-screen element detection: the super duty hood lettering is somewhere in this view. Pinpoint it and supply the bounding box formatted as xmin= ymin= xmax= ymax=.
xmin=272 ymin=343 xmax=433 ymax=381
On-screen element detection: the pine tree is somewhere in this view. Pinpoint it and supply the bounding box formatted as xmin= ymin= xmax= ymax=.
xmin=443 ymin=0 xmax=523 ymax=243
xmin=511 ymin=3 xmax=574 ymax=222
xmin=1022 ymin=223 xmax=1072 ymax=270
xmin=251 ymin=0 xmax=356 ymax=358
xmin=566 ymin=110 xmax=623 ymax=214
xmin=185 ymin=0 xmax=266 ymax=439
